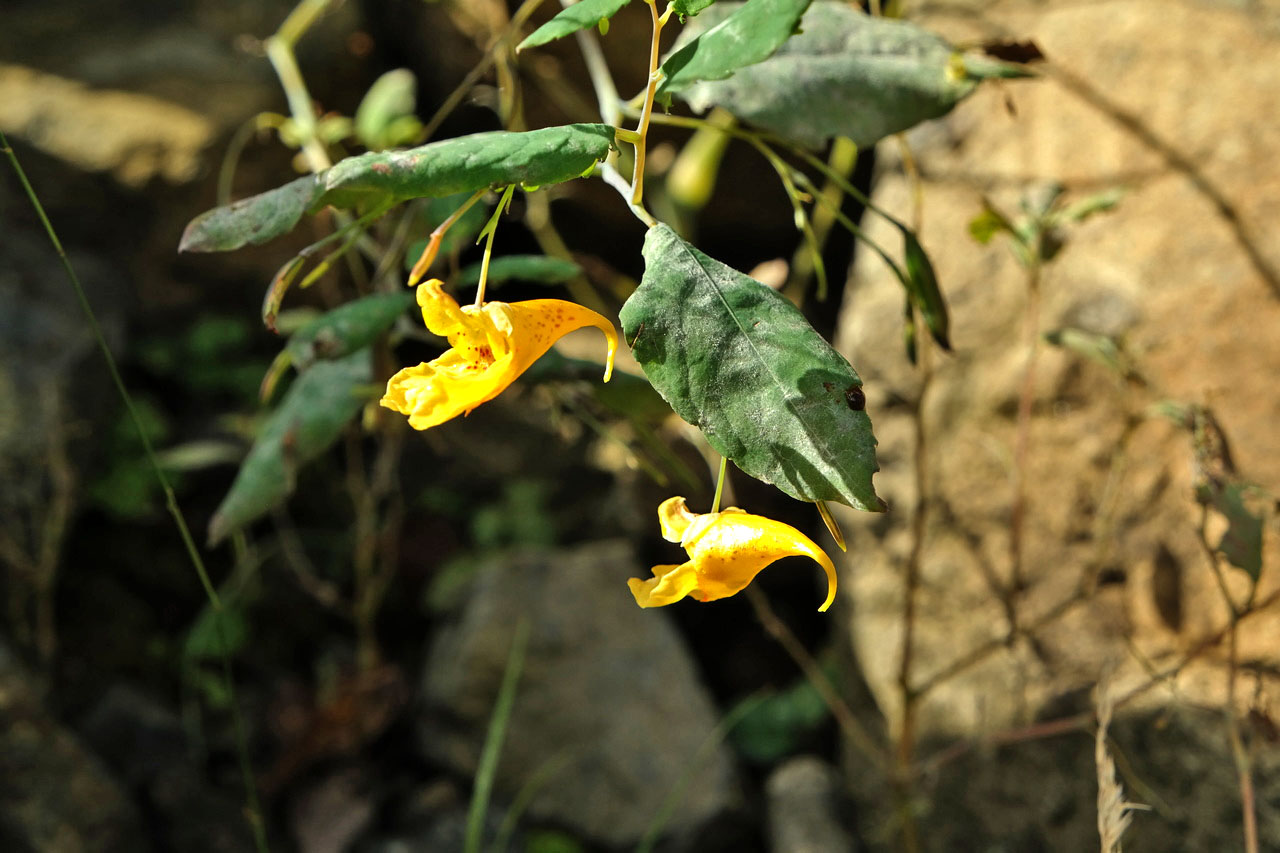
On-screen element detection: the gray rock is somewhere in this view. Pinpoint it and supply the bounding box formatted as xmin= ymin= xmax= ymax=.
xmin=79 ymin=685 xmax=256 ymax=853
xmin=766 ymin=757 xmax=858 ymax=853
xmin=418 ymin=540 xmax=739 ymax=847
xmin=919 ymin=706 xmax=1280 ymax=851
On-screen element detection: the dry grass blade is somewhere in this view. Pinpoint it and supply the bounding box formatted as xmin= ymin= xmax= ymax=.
xmin=1095 ymin=683 xmax=1145 ymax=852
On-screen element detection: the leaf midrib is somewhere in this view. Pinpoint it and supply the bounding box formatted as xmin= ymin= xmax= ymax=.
xmin=671 ymin=231 xmax=846 ymax=481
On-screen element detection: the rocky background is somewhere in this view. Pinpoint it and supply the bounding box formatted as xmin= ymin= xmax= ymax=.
xmin=2 ymin=0 xmax=1278 ymax=851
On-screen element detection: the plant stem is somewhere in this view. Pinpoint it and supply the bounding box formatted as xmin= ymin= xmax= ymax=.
xmin=465 ymin=619 xmax=530 ymax=853
xmin=475 ymin=185 xmax=515 ymax=307
xmin=569 ymin=2 xmax=622 ymax=125
xmin=631 ymin=0 xmax=666 ymax=208
xmin=408 ymin=187 xmax=487 ymax=286
xmin=1008 ymin=261 xmax=1042 ymax=602
xmin=745 ymin=587 xmax=889 ymax=773
xmin=711 ymin=456 xmax=728 ymax=513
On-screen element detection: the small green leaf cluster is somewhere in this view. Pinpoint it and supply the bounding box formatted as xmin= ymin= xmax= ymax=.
xmin=179 ymin=0 xmax=1033 ymax=543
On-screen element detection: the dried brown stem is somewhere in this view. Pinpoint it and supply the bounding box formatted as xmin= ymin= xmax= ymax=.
xmin=744 ymin=587 xmax=890 ymax=774
xmin=1008 ymin=261 xmax=1041 ymax=603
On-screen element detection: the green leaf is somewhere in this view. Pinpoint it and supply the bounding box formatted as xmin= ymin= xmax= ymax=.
xmin=355 ymin=68 xmax=422 ymax=151
xmin=179 ymin=174 xmax=322 ymax=253
xmin=455 ymin=254 xmax=582 ymax=288
xmin=620 ymin=224 xmax=882 ymax=511
xmin=208 ymin=349 xmax=373 ymax=545
xmin=1213 ymin=483 xmax=1264 ymax=583
xmin=517 ymin=0 xmax=632 ymax=52
xmin=671 ymin=0 xmax=717 ymax=18
xmin=1055 ymin=187 xmax=1125 ymax=225
xmin=672 ymin=1 xmax=1017 ymax=148
xmin=730 ymin=678 xmax=828 ymax=764
xmin=181 ymin=124 xmax=617 ymax=253
xmin=902 ymin=229 xmax=950 ymax=350
xmin=184 ymin=603 xmax=249 ymax=661
xmin=657 ymin=0 xmax=812 ymax=102
xmin=968 ymin=207 xmax=1012 ymax=244
xmin=286 ymin=291 xmax=414 ymax=370
xmin=1043 ymin=327 xmax=1137 ymax=381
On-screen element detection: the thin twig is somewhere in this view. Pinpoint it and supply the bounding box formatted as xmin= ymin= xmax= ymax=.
xmin=745 ymin=587 xmax=890 ymax=773
xmin=1008 ymin=260 xmax=1042 ymax=602
xmin=421 ymin=0 xmax=547 ymax=143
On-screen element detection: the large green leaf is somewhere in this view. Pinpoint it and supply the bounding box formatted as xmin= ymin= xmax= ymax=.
xmin=620 ymin=224 xmax=882 ymax=511
xmin=518 ymin=0 xmax=632 ymax=52
xmin=286 ymin=291 xmax=414 ymax=370
xmin=673 ymin=1 xmax=1029 ymax=148
xmin=181 ymin=124 xmax=617 ymax=253
xmin=656 ymin=0 xmax=811 ymax=102
xmin=179 ymin=175 xmax=323 ymax=253
xmin=208 ymin=349 xmax=373 ymax=545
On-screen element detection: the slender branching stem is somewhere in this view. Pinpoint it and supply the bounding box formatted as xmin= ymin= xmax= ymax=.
xmin=745 ymin=587 xmax=890 ymax=773
xmin=1008 ymin=260 xmax=1042 ymax=600
xmin=409 ymin=188 xmax=488 ymax=286
xmin=631 ymin=0 xmax=667 ymax=208
xmin=475 ymin=185 xmax=516 ymax=306
xmin=569 ymin=4 xmax=623 ymax=125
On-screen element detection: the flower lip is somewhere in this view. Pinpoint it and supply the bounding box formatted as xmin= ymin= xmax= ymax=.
xmin=630 ymin=496 xmax=838 ymax=611
xmin=380 ymin=279 xmax=618 ymax=430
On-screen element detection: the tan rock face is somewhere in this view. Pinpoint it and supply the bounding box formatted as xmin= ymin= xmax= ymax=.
xmin=834 ymin=0 xmax=1280 ymax=749
xmin=0 ymin=64 xmax=216 ymax=186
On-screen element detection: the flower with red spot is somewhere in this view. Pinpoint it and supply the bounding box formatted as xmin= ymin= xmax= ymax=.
xmin=629 ymin=497 xmax=838 ymax=611
xmin=381 ymin=279 xmax=617 ymax=430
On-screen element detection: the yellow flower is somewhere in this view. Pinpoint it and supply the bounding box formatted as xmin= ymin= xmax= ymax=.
xmin=629 ymin=497 xmax=838 ymax=611
xmin=381 ymin=280 xmax=618 ymax=430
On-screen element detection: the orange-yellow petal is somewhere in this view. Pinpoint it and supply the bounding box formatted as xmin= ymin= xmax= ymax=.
xmin=657 ymin=496 xmax=697 ymax=543
xmin=685 ymin=511 xmax=838 ymax=611
xmin=632 ymin=500 xmax=838 ymax=611
xmin=628 ymin=562 xmax=701 ymax=608
xmin=380 ymin=347 xmax=517 ymax=430
xmin=416 ymin=280 xmax=508 ymax=362
xmin=499 ymin=298 xmax=618 ymax=382
xmin=382 ymin=281 xmax=620 ymax=431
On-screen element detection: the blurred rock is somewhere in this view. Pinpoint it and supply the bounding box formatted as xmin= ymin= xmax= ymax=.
xmin=79 ymin=686 xmax=257 ymax=850
xmin=830 ymin=0 xmax=1280 ymax=846
xmin=0 ymin=0 xmax=362 ymax=186
xmin=0 ymin=227 xmax=125 ymax=659
xmin=920 ymin=705 xmax=1280 ymax=850
xmin=290 ymin=767 xmax=375 ymax=853
xmin=0 ymin=639 xmax=145 ymax=852
xmin=836 ymin=0 xmax=1280 ymax=737
xmin=766 ymin=756 xmax=858 ymax=853
xmin=418 ymin=540 xmax=739 ymax=848
xmin=350 ymin=778 xmax=509 ymax=850
xmin=0 ymin=64 xmax=215 ymax=187
xmin=80 ymin=685 xmax=256 ymax=852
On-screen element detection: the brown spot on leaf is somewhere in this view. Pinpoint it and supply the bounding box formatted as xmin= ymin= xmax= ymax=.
xmin=845 ymin=386 xmax=865 ymax=411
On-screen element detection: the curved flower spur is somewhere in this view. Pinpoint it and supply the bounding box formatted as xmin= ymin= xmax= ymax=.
xmin=381 ymin=279 xmax=618 ymax=430
xmin=629 ymin=496 xmax=838 ymax=611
